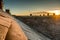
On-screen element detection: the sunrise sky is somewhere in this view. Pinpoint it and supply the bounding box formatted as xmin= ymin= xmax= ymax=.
xmin=3 ymin=0 xmax=60 ymax=15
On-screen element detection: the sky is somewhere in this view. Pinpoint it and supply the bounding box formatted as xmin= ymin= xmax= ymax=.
xmin=3 ymin=0 xmax=60 ymax=15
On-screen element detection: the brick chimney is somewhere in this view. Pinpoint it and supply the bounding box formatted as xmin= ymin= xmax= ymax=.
xmin=0 ymin=0 xmax=3 ymax=10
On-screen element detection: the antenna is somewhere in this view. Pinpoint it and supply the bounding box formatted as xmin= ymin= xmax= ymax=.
xmin=0 ymin=0 xmax=3 ymax=10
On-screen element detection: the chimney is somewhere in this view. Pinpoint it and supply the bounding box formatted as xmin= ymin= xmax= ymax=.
xmin=0 ymin=0 xmax=3 ymax=10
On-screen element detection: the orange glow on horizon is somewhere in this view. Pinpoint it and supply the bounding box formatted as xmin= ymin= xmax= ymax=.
xmin=48 ymin=10 xmax=60 ymax=15
xmin=53 ymin=10 xmax=60 ymax=15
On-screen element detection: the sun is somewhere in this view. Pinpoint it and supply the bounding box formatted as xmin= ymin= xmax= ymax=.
xmin=48 ymin=10 xmax=60 ymax=15
xmin=53 ymin=10 xmax=60 ymax=15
